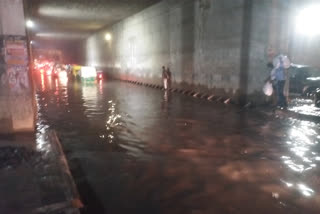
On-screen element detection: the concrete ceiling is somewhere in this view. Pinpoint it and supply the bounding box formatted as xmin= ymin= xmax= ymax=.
xmin=26 ymin=0 xmax=161 ymax=40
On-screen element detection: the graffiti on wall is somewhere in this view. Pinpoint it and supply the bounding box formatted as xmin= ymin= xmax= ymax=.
xmin=1 ymin=66 xmax=30 ymax=93
xmin=0 ymin=36 xmax=29 ymax=94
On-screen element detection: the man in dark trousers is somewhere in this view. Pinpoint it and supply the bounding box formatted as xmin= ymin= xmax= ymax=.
xmin=272 ymin=55 xmax=287 ymax=108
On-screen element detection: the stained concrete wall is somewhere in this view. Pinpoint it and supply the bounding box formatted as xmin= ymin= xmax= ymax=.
xmin=194 ymin=0 xmax=244 ymax=95
xmin=0 ymin=0 xmax=35 ymax=133
xmin=87 ymin=0 xmax=188 ymax=82
xmin=87 ymin=0 xmax=245 ymax=96
xmin=85 ymin=0 xmax=302 ymax=102
xmin=245 ymin=0 xmax=291 ymax=99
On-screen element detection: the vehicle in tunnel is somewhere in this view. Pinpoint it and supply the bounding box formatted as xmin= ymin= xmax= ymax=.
xmin=71 ymin=65 xmax=82 ymax=81
xmin=52 ymin=64 xmax=68 ymax=79
xmin=34 ymin=59 xmax=54 ymax=76
xmin=304 ymin=77 xmax=320 ymax=107
xmin=80 ymin=66 xmax=98 ymax=82
xmin=68 ymin=65 xmax=101 ymax=82
xmin=315 ymin=88 xmax=320 ymax=107
xmin=289 ymin=65 xmax=310 ymax=94
xmin=96 ymin=70 xmax=104 ymax=81
xmin=289 ymin=64 xmax=320 ymax=106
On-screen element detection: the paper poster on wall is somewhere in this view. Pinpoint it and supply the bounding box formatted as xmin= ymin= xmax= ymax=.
xmin=5 ymin=39 xmax=28 ymax=65
xmin=0 ymin=36 xmax=30 ymax=94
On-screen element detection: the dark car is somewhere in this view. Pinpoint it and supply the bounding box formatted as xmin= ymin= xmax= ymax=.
xmin=289 ymin=65 xmax=320 ymax=107
xmin=303 ymin=77 xmax=320 ymax=107
xmin=315 ymin=88 xmax=320 ymax=107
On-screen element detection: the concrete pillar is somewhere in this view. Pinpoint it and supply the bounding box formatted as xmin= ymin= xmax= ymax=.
xmin=0 ymin=0 xmax=35 ymax=133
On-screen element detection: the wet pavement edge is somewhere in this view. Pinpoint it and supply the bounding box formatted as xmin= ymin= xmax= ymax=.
xmin=34 ymin=130 xmax=83 ymax=214
xmin=117 ymin=79 xmax=235 ymax=104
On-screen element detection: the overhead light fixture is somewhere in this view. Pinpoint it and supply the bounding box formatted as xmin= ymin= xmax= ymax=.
xmin=26 ymin=20 xmax=34 ymax=28
xmin=296 ymin=5 xmax=320 ymax=36
xmin=105 ymin=33 xmax=112 ymax=41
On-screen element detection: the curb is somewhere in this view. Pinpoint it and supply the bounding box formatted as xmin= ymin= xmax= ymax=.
xmin=118 ymin=79 xmax=320 ymax=123
xmin=120 ymin=79 xmax=234 ymax=106
xmin=34 ymin=130 xmax=83 ymax=214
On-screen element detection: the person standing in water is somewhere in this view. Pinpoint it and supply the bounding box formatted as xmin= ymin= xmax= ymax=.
xmin=271 ymin=55 xmax=290 ymax=108
xmin=162 ymin=66 xmax=168 ymax=90
xmin=166 ymin=67 xmax=172 ymax=89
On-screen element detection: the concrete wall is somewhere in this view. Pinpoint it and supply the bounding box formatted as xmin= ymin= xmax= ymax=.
xmin=194 ymin=0 xmax=244 ymax=95
xmin=86 ymin=0 xmax=316 ymax=102
xmin=246 ymin=0 xmax=291 ymax=98
xmin=87 ymin=0 xmax=182 ymax=81
xmin=0 ymin=0 xmax=35 ymax=133
xmin=86 ymin=0 xmax=247 ymax=96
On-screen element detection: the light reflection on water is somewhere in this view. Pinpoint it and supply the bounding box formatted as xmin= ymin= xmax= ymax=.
xmin=82 ymin=83 xmax=99 ymax=117
xmin=35 ymin=93 xmax=51 ymax=154
xmin=280 ymin=119 xmax=320 ymax=197
xmin=105 ymin=100 xmax=122 ymax=143
xmin=289 ymin=98 xmax=320 ymax=117
xmin=35 ymin=123 xmax=51 ymax=153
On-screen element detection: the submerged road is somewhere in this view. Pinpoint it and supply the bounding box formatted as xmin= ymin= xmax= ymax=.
xmin=35 ymin=76 xmax=320 ymax=214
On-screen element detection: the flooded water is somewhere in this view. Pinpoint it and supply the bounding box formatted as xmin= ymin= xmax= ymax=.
xmin=35 ymin=75 xmax=320 ymax=214
xmin=289 ymin=98 xmax=320 ymax=117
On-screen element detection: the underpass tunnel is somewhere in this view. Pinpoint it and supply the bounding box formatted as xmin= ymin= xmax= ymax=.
xmin=24 ymin=0 xmax=162 ymax=65
xmin=2 ymin=1 xmax=320 ymax=214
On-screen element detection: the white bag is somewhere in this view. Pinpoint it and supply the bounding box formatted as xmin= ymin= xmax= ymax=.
xmin=263 ymin=81 xmax=273 ymax=96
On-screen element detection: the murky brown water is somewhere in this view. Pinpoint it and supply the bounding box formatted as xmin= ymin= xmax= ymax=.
xmin=35 ymin=75 xmax=320 ymax=214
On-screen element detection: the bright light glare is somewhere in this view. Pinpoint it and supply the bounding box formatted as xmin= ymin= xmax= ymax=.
xmin=81 ymin=66 xmax=97 ymax=78
xmin=105 ymin=33 xmax=112 ymax=41
xmin=115 ymin=63 xmax=121 ymax=68
xmin=26 ymin=20 xmax=34 ymax=28
xmin=296 ymin=5 xmax=320 ymax=36
xmin=59 ymin=72 xmax=68 ymax=86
